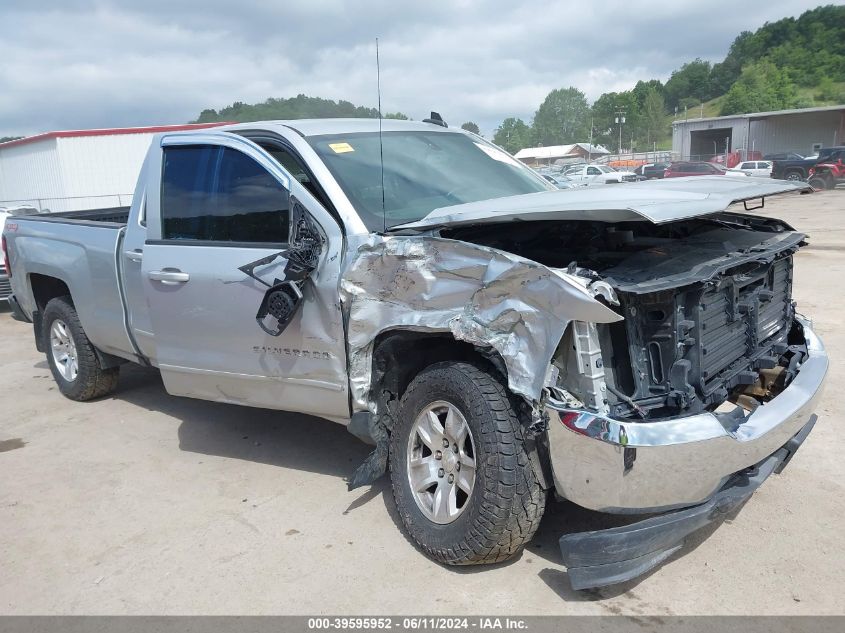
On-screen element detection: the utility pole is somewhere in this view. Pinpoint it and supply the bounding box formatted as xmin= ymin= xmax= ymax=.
xmin=615 ymin=109 xmax=626 ymax=155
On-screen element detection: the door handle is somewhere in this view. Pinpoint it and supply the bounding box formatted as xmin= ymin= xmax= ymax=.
xmin=148 ymin=269 xmax=190 ymax=285
xmin=124 ymin=249 xmax=143 ymax=262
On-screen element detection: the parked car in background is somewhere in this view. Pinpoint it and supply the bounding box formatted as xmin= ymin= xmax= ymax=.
xmin=808 ymin=160 xmax=845 ymax=190
xmin=664 ymin=161 xmax=749 ymax=178
xmin=771 ymin=147 xmax=845 ymax=181
xmin=728 ymin=161 xmax=773 ymax=177
xmin=764 ymin=152 xmax=805 ymax=161
xmin=562 ymin=163 xmax=638 ymax=184
xmin=710 ymin=151 xmax=762 ymax=168
xmin=541 ymin=173 xmax=583 ymax=189
xmin=633 ymin=163 xmax=669 ymax=179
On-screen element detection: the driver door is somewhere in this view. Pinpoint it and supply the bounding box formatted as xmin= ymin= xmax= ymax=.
xmin=140 ymin=132 xmax=350 ymax=421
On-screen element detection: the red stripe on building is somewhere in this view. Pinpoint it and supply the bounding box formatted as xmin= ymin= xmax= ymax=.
xmin=0 ymin=122 xmax=236 ymax=149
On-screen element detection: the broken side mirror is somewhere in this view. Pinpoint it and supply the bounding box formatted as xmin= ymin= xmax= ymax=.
xmin=238 ymin=197 xmax=323 ymax=336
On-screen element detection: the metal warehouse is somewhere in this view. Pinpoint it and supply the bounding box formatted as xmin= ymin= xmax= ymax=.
xmin=672 ymin=105 xmax=845 ymax=161
xmin=0 ymin=122 xmax=227 ymax=213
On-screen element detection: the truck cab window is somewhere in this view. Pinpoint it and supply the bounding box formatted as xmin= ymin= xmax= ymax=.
xmin=261 ymin=145 xmax=327 ymax=208
xmin=161 ymin=145 xmax=290 ymax=243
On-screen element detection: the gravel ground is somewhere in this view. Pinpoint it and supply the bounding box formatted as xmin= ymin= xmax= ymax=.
xmin=0 ymin=189 xmax=843 ymax=615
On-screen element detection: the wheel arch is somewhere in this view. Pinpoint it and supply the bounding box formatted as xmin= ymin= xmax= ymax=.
xmin=29 ymin=272 xmax=73 ymax=311
xmin=369 ymin=329 xmax=511 ymax=409
xmin=28 ymin=274 xmax=73 ymax=353
xmin=30 ymin=277 xmax=124 ymax=369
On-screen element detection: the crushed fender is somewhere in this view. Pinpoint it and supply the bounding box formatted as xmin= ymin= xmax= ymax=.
xmin=340 ymin=235 xmax=622 ymax=412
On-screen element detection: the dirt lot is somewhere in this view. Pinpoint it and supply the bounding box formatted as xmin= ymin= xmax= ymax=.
xmin=1 ymin=190 xmax=843 ymax=615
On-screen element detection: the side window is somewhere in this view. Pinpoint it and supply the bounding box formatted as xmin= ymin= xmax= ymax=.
xmin=161 ymin=145 xmax=290 ymax=243
xmin=262 ymin=145 xmax=329 ymax=209
xmin=587 ymin=166 xmax=601 ymax=175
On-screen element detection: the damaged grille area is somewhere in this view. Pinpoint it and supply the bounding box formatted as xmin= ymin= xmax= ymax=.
xmin=441 ymin=212 xmax=806 ymax=419
xmin=602 ymin=256 xmax=794 ymax=418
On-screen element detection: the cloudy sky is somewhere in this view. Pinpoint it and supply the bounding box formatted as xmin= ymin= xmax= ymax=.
xmin=0 ymin=0 xmax=829 ymax=138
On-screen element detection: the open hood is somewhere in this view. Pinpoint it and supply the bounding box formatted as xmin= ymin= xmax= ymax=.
xmin=390 ymin=176 xmax=811 ymax=231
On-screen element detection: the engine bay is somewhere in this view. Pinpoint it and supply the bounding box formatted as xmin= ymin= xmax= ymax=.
xmin=442 ymin=212 xmax=809 ymax=420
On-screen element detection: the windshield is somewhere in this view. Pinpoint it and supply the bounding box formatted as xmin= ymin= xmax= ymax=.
xmin=307 ymin=131 xmax=551 ymax=231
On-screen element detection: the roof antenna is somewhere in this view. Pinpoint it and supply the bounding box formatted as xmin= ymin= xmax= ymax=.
xmin=376 ymin=37 xmax=386 ymax=233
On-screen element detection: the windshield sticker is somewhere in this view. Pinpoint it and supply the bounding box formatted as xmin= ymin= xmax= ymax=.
xmin=328 ymin=142 xmax=355 ymax=154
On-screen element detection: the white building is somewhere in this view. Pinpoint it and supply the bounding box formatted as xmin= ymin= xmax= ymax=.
xmin=0 ymin=122 xmax=228 ymax=213
xmin=514 ymin=143 xmax=609 ymax=167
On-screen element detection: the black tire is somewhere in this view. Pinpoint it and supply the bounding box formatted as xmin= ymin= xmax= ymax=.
xmin=42 ymin=296 xmax=119 ymax=401
xmin=389 ymin=361 xmax=546 ymax=565
xmin=785 ymin=170 xmax=805 ymax=181
xmin=808 ymin=176 xmax=830 ymax=190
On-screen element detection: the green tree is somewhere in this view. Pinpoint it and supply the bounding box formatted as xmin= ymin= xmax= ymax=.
xmin=642 ymin=88 xmax=667 ymax=146
xmin=493 ymin=117 xmax=532 ymax=154
xmin=710 ymin=6 xmax=844 ymax=91
xmin=384 ymin=112 xmax=409 ymax=120
xmin=719 ymin=60 xmax=801 ymax=115
xmin=710 ymin=31 xmax=754 ymax=95
xmin=190 ymin=94 xmax=408 ymax=123
xmin=531 ymin=87 xmax=590 ymax=146
xmin=460 ymin=122 xmax=480 ymax=134
xmin=632 ymin=79 xmax=665 ymax=109
xmin=816 ymin=77 xmax=843 ymax=102
xmin=590 ymin=90 xmax=640 ymax=151
xmin=664 ymin=59 xmax=713 ymax=109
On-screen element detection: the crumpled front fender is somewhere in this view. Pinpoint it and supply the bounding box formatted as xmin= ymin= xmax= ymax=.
xmin=340 ymin=235 xmax=622 ymax=411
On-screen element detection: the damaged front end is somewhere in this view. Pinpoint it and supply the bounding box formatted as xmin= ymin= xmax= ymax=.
xmin=340 ymin=234 xmax=622 ymax=488
xmin=529 ymin=212 xmax=808 ymax=422
xmin=437 ymin=210 xmax=826 ymax=589
xmin=336 ymin=178 xmax=824 ymax=589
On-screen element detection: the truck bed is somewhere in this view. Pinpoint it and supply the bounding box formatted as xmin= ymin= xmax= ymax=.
xmin=7 ymin=208 xmax=136 ymax=362
xmin=21 ymin=206 xmax=130 ymax=226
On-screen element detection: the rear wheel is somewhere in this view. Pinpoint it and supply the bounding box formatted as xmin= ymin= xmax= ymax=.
xmin=43 ymin=297 xmax=119 ymax=401
xmin=785 ymin=170 xmax=804 ymax=181
xmin=389 ymin=361 xmax=546 ymax=565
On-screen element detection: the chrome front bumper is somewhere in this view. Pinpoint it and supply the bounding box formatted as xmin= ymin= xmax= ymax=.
xmin=546 ymin=317 xmax=827 ymax=513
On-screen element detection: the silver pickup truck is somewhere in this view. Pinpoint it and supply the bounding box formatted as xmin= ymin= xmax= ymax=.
xmin=2 ymin=118 xmax=827 ymax=589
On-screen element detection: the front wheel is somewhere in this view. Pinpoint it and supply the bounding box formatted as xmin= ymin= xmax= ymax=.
xmin=43 ymin=296 xmax=119 ymax=401
xmin=389 ymin=361 xmax=546 ymax=565
xmin=809 ymin=175 xmax=834 ymax=190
